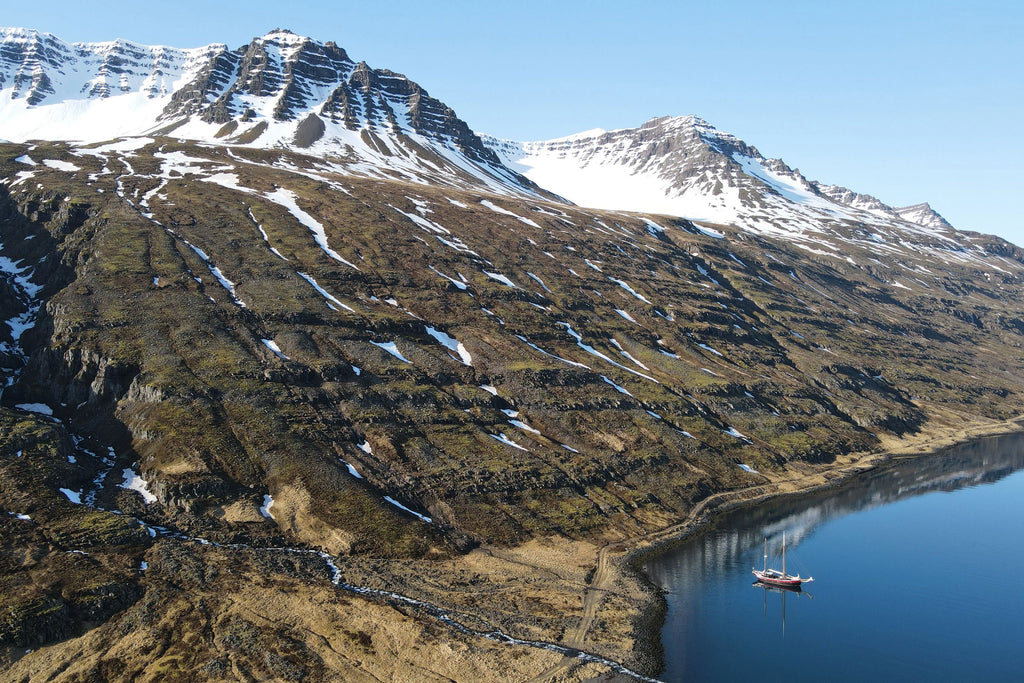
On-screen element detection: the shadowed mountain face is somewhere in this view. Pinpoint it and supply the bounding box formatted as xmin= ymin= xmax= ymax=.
xmin=3 ymin=27 xmax=1024 ymax=676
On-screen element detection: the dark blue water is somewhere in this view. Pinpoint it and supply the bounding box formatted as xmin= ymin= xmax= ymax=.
xmin=644 ymin=433 xmax=1024 ymax=682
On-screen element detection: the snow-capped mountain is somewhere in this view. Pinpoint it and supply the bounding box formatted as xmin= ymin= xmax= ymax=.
xmin=894 ymin=202 xmax=954 ymax=232
xmin=484 ymin=115 xmax=958 ymax=241
xmin=0 ymin=28 xmax=225 ymax=137
xmin=0 ymin=26 xmax=983 ymax=260
xmin=0 ymin=27 xmax=533 ymax=194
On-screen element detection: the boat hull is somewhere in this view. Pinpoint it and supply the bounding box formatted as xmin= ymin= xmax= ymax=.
xmin=752 ymin=570 xmax=807 ymax=589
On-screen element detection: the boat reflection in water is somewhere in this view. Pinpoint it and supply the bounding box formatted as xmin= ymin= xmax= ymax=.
xmin=753 ymin=580 xmax=813 ymax=637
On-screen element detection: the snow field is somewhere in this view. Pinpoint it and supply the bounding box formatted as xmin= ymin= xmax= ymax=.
xmin=383 ymin=496 xmax=432 ymax=523
xmin=483 ymin=270 xmax=518 ymax=288
xmin=264 ymin=188 xmax=361 ymax=270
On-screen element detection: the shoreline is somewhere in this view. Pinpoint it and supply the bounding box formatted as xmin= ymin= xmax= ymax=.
xmin=610 ymin=414 xmax=1024 ymax=679
xmin=6 ymin=416 xmax=1024 ymax=681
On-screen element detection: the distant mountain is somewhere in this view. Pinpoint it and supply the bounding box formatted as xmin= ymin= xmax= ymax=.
xmin=484 ymin=115 xmax=957 ymax=241
xmin=894 ymin=202 xmax=955 ymax=231
xmin=0 ymin=27 xmax=535 ymax=195
xmin=0 ymin=28 xmax=966 ymax=239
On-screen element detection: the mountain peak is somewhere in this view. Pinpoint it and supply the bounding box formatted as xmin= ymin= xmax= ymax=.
xmin=0 ymin=26 xmax=964 ymax=240
xmin=895 ymin=202 xmax=954 ymax=231
xmin=641 ymin=114 xmax=714 ymax=131
xmin=484 ymin=115 xmax=961 ymax=243
xmin=0 ymin=26 xmax=59 ymax=44
xmin=257 ymin=28 xmax=309 ymax=44
xmin=0 ymin=27 xmax=532 ymax=195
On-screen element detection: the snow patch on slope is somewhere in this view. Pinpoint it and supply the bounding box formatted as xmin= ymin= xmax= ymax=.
xmin=425 ymin=325 xmax=472 ymax=366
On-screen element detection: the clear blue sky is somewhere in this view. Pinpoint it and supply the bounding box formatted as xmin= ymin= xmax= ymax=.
xmin=4 ymin=0 xmax=1021 ymax=244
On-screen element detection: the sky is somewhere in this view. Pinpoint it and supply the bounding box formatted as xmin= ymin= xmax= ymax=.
xmin=3 ymin=0 xmax=1021 ymax=244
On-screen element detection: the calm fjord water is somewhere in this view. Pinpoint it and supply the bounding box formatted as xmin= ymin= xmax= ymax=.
xmin=644 ymin=433 xmax=1024 ymax=682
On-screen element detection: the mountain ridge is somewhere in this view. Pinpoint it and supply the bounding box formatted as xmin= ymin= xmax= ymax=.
xmin=1 ymin=28 xmax=962 ymax=242
xmin=484 ymin=114 xmax=959 ymax=240
xmin=0 ymin=27 xmax=538 ymax=198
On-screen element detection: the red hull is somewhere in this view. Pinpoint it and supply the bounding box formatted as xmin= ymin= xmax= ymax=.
xmin=754 ymin=574 xmax=804 ymax=589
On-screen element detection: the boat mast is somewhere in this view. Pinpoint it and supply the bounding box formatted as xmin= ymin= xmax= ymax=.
xmin=763 ymin=537 xmax=767 ymax=573
xmin=782 ymin=531 xmax=787 ymax=576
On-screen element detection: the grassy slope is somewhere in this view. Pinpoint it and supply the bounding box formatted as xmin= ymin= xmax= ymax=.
xmin=3 ymin=138 xmax=1024 ymax=675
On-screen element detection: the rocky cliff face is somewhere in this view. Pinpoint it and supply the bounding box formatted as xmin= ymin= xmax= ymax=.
xmin=160 ymin=29 xmax=497 ymax=161
xmin=0 ymin=28 xmax=525 ymax=196
xmin=0 ymin=27 xmax=221 ymax=105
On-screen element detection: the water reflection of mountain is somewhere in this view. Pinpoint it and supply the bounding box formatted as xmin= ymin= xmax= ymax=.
xmin=649 ymin=432 xmax=1024 ymax=581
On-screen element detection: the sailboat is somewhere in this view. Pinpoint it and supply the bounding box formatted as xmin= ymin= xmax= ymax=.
xmin=752 ymin=531 xmax=814 ymax=589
